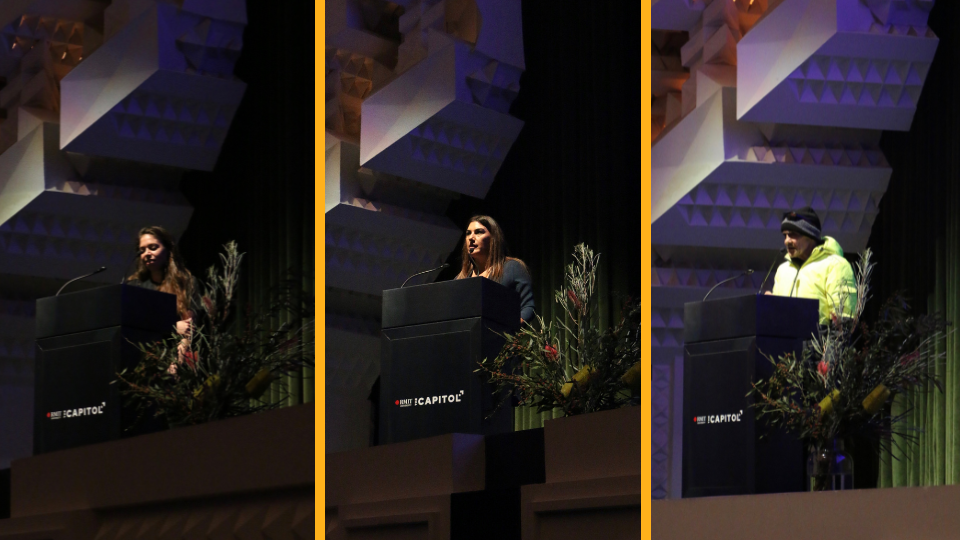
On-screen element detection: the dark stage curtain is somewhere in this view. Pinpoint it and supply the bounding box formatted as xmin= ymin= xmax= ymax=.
xmin=868 ymin=2 xmax=960 ymax=487
xmin=438 ymin=2 xmax=644 ymax=430
xmin=177 ymin=0 xmax=315 ymax=406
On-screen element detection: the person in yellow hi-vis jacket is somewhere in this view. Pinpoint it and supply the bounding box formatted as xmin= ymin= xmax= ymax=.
xmin=767 ymin=207 xmax=857 ymax=324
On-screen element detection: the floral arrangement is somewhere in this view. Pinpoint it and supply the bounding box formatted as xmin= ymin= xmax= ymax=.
xmin=750 ymin=249 xmax=947 ymax=466
xmin=476 ymin=243 xmax=641 ymax=417
xmin=117 ymin=242 xmax=314 ymax=427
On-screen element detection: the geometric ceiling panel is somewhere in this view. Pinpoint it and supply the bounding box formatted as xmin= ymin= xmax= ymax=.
xmin=326 ymin=133 xmax=462 ymax=297
xmin=0 ymin=122 xmax=192 ymax=284
xmin=651 ymin=0 xmax=706 ymax=31
xmin=737 ymin=0 xmax=938 ymax=130
xmin=397 ymin=0 xmax=525 ymax=74
xmin=653 ymin=85 xmax=890 ymax=252
xmin=360 ymin=38 xmax=524 ymax=199
xmin=60 ymin=4 xmax=246 ymax=171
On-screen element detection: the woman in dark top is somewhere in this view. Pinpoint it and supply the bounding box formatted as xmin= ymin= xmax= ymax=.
xmin=455 ymin=215 xmax=535 ymax=323
xmin=127 ymin=226 xmax=197 ymax=370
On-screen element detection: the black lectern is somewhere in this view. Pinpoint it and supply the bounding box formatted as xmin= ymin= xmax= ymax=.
xmin=379 ymin=278 xmax=520 ymax=444
xmin=682 ymin=294 xmax=818 ymax=498
xmin=34 ymin=285 xmax=178 ymax=454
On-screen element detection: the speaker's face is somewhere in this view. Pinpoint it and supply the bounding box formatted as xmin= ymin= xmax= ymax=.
xmin=139 ymin=234 xmax=170 ymax=274
xmin=466 ymin=221 xmax=491 ymax=261
xmin=782 ymin=231 xmax=816 ymax=261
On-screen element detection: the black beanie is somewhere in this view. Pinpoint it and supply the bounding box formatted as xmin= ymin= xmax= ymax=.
xmin=781 ymin=207 xmax=822 ymax=241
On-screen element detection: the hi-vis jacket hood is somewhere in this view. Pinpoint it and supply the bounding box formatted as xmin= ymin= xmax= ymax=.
xmin=771 ymin=236 xmax=857 ymax=323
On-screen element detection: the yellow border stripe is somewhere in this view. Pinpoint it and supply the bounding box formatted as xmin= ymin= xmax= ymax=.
xmin=316 ymin=0 xmax=325 ymax=526
xmin=642 ymin=1 xmax=652 ymax=539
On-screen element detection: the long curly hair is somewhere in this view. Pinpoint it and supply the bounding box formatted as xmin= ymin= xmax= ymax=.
xmin=455 ymin=215 xmax=527 ymax=283
xmin=127 ymin=226 xmax=194 ymax=318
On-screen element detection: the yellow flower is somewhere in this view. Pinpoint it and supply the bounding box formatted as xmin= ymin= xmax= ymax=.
xmin=561 ymin=366 xmax=596 ymax=398
xmin=862 ymin=384 xmax=890 ymax=415
xmin=621 ymin=361 xmax=642 ymax=393
xmin=245 ymin=368 xmax=273 ymax=398
xmin=818 ymin=389 xmax=841 ymax=417
xmin=193 ymin=374 xmax=220 ymax=398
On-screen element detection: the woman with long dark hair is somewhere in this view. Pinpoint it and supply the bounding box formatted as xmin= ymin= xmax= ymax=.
xmin=127 ymin=226 xmax=197 ymax=370
xmin=455 ymin=215 xmax=535 ymax=323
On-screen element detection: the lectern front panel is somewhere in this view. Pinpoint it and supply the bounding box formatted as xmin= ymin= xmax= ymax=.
xmin=683 ymin=337 xmax=757 ymax=496
xmin=683 ymin=335 xmax=806 ymax=497
xmin=36 ymin=334 xmax=118 ymax=452
xmin=383 ymin=323 xmax=479 ymax=438
xmin=380 ymin=318 xmax=513 ymax=444
xmin=34 ymin=325 xmax=166 ymax=454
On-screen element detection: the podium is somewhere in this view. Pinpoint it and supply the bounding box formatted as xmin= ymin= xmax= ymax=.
xmin=379 ymin=278 xmax=520 ymax=445
xmin=34 ymin=285 xmax=179 ymax=454
xmin=682 ymin=294 xmax=818 ymax=498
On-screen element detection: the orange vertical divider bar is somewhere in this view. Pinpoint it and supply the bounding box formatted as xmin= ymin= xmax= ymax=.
xmin=641 ymin=1 xmax=652 ymax=539
xmin=315 ymin=0 xmax=326 ymax=523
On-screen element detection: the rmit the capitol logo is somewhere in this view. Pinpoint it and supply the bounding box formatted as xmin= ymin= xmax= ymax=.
xmin=46 ymin=402 xmax=107 ymax=420
xmin=396 ymin=390 xmax=465 ymax=408
xmin=693 ymin=410 xmax=743 ymax=425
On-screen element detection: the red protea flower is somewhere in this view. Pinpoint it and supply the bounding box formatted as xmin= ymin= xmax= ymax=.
xmin=900 ymin=351 xmax=920 ymax=366
xmin=202 ymin=295 xmax=215 ymax=316
xmin=544 ymin=344 xmax=559 ymax=361
xmin=566 ymin=290 xmax=582 ymax=310
xmin=817 ymin=361 xmax=829 ymax=376
xmin=182 ymin=351 xmax=199 ymax=369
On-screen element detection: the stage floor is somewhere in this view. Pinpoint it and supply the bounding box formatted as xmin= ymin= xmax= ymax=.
xmin=653 ymin=485 xmax=960 ymax=540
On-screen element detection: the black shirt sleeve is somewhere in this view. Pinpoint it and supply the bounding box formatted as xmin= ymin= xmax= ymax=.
xmin=501 ymin=260 xmax=535 ymax=322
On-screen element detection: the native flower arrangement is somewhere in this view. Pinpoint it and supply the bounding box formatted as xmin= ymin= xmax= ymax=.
xmin=476 ymin=243 xmax=641 ymax=417
xmin=750 ymin=249 xmax=947 ymax=472
xmin=117 ymin=242 xmax=315 ymax=427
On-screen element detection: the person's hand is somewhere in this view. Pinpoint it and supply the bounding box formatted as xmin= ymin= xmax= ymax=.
xmin=520 ymin=318 xmax=525 ymax=325
xmin=764 ymin=291 xmax=773 ymax=295
xmin=167 ymin=362 xmax=178 ymax=375
xmin=175 ymin=319 xmax=192 ymax=336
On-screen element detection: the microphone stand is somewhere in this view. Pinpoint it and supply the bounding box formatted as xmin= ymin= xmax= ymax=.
xmin=119 ymin=254 xmax=139 ymax=284
xmin=57 ymin=266 xmax=108 ymax=296
xmin=702 ymin=269 xmax=754 ymax=302
xmin=400 ymin=263 xmax=450 ymax=288
xmin=757 ymin=248 xmax=788 ymax=295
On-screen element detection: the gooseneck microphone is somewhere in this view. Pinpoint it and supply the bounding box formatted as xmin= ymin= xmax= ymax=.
xmin=401 ymin=263 xmax=450 ymax=288
xmin=119 ymin=254 xmax=139 ymax=284
xmin=57 ymin=266 xmax=108 ymax=296
xmin=757 ymin=248 xmax=788 ymax=295
xmin=702 ymin=269 xmax=754 ymax=302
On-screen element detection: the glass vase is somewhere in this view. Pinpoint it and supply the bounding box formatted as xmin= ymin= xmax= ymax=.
xmin=807 ymin=438 xmax=854 ymax=491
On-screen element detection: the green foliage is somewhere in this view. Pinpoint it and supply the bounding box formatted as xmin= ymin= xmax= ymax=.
xmin=750 ymin=249 xmax=947 ymax=451
xmin=116 ymin=241 xmax=314 ymax=427
xmin=477 ymin=243 xmax=641 ymax=417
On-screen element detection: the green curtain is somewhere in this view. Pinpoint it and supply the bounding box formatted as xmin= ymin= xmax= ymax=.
xmin=441 ymin=1 xmax=642 ymax=431
xmin=872 ymin=2 xmax=960 ymax=487
xmin=179 ymin=0 xmax=314 ymax=406
xmin=879 ymin=241 xmax=960 ymax=487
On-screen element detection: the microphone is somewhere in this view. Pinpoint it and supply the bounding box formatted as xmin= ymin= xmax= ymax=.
xmin=703 ymin=269 xmax=754 ymax=302
xmin=757 ymin=248 xmax=788 ymax=295
xmin=57 ymin=267 xmax=108 ymax=296
xmin=401 ymin=263 xmax=450 ymax=288
xmin=119 ymin=253 xmax=139 ymax=284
